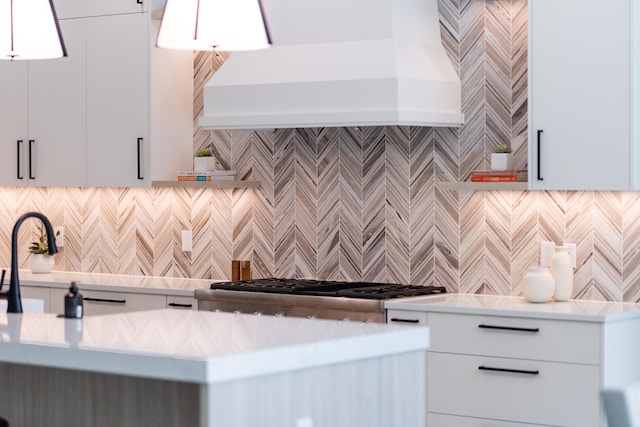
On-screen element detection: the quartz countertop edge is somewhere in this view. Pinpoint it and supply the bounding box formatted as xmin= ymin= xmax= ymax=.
xmin=384 ymin=293 xmax=640 ymax=322
xmin=17 ymin=270 xmax=211 ymax=296
xmin=0 ymin=310 xmax=429 ymax=385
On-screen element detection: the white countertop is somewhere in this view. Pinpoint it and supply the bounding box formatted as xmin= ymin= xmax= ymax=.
xmin=17 ymin=270 xmax=211 ymax=296
xmin=384 ymin=293 xmax=640 ymax=322
xmin=0 ymin=309 xmax=428 ymax=385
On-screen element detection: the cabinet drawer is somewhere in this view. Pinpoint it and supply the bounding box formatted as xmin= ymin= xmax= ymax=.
xmin=428 ymin=413 xmax=558 ymax=427
xmin=428 ymin=312 xmax=600 ymax=364
xmin=386 ymin=309 xmax=427 ymax=326
xmin=428 ymin=352 xmax=600 ymax=426
xmin=50 ymin=288 xmax=166 ymax=316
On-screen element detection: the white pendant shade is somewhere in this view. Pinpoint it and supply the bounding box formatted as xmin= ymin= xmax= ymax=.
xmin=157 ymin=0 xmax=271 ymax=51
xmin=0 ymin=0 xmax=66 ymax=60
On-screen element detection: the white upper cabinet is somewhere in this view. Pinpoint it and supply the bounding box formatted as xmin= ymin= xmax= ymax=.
xmin=0 ymin=1 xmax=192 ymax=188
xmin=0 ymin=19 xmax=86 ymax=187
xmin=86 ymin=13 xmax=149 ymax=187
xmin=528 ymin=0 xmax=636 ymax=191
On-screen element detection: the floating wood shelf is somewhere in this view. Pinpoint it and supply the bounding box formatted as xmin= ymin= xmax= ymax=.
xmin=151 ymin=181 xmax=261 ymax=189
xmin=438 ymin=182 xmax=528 ymax=191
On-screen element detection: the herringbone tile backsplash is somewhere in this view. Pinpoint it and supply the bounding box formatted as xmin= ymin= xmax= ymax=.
xmin=1 ymin=0 xmax=638 ymax=302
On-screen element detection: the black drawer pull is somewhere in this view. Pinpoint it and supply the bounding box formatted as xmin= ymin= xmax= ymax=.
xmin=389 ymin=318 xmax=420 ymax=324
xmin=537 ymin=129 xmax=544 ymax=181
xmin=84 ymin=297 xmax=126 ymax=304
xmin=28 ymin=139 xmax=35 ymax=179
xmin=168 ymin=302 xmax=192 ymax=308
xmin=478 ymin=324 xmax=539 ymax=333
xmin=16 ymin=140 xmax=23 ymax=180
xmin=479 ymin=366 xmax=539 ymax=375
xmin=137 ymin=137 xmax=143 ymax=180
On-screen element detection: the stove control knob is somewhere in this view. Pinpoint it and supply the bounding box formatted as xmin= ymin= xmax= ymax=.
xmin=306 ymin=315 xmax=316 ymax=319
xmin=341 ymin=318 xmax=352 ymax=322
xmin=275 ymin=313 xmax=284 ymax=317
xmin=233 ymin=310 xmax=241 ymax=315
xmin=253 ymin=311 xmax=263 ymax=316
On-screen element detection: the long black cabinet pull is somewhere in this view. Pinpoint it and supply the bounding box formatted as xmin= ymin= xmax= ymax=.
xmin=16 ymin=140 xmax=23 ymax=180
xmin=84 ymin=297 xmax=127 ymax=304
xmin=168 ymin=302 xmax=193 ymax=308
xmin=137 ymin=137 xmax=143 ymax=180
xmin=478 ymin=324 xmax=540 ymax=333
xmin=478 ymin=366 xmax=539 ymax=376
xmin=389 ymin=318 xmax=420 ymax=324
xmin=28 ymin=139 xmax=35 ymax=179
xmin=536 ymin=129 xmax=544 ymax=181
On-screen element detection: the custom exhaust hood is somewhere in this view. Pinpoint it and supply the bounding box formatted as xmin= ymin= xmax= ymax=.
xmin=199 ymin=0 xmax=463 ymax=130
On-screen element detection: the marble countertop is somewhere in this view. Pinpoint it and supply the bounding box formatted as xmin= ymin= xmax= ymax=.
xmin=16 ymin=270 xmax=211 ymax=296
xmin=384 ymin=293 xmax=640 ymax=322
xmin=0 ymin=309 xmax=428 ymax=384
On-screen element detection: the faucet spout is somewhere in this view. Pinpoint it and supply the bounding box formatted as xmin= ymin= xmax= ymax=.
xmin=0 ymin=212 xmax=58 ymax=313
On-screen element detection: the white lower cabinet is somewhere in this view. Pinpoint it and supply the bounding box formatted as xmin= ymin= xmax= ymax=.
xmin=386 ymin=303 xmax=640 ymax=427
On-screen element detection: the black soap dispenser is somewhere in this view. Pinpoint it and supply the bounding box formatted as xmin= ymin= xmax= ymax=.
xmin=64 ymin=281 xmax=83 ymax=319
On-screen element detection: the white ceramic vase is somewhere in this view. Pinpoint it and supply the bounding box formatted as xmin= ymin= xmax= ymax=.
xmin=521 ymin=267 xmax=555 ymax=303
xmin=550 ymin=246 xmax=573 ymax=301
xmin=29 ymin=254 xmax=55 ymax=274
xmin=193 ymin=156 xmax=216 ymax=172
xmin=491 ymin=153 xmax=512 ymax=171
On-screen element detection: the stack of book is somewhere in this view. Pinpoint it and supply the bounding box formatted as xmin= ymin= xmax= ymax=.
xmin=177 ymin=170 xmax=236 ymax=181
xmin=470 ymin=170 xmax=521 ymax=182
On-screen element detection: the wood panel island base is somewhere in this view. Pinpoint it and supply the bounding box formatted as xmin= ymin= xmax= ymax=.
xmin=0 ymin=310 xmax=428 ymax=427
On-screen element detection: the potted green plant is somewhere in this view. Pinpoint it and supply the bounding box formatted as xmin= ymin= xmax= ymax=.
xmin=28 ymin=224 xmax=60 ymax=274
xmin=194 ymin=147 xmax=216 ymax=172
xmin=491 ymin=144 xmax=512 ymax=171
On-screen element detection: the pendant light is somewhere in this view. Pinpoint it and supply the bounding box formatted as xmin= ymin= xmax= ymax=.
xmin=0 ymin=0 xmax=67 ymax=60
xmin=157 ymin=0 xmax=271 ymax=51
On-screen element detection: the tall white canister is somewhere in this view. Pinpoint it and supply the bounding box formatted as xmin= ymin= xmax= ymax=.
xmin=550 ymin=246 xmax=573 ymax=301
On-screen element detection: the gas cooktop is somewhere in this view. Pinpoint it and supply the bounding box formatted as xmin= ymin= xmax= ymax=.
xmin=209 ymin=278 xmax=446 ymax=300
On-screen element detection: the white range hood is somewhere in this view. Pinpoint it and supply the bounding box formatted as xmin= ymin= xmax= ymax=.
xmin=199 ymin=0 xmax=463 ymax=130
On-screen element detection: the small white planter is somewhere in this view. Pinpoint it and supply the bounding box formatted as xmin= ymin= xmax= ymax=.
xmin=29 ymin=254 xmax=55 ymax=274
xmin=194 ymin=156 xmax=216 ymax=172
xmin=491 ymin=153 xmax=512 ymax=171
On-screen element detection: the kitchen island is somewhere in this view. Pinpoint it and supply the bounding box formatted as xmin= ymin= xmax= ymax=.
xmin=0 ymin=309 xmax=428 ymax=427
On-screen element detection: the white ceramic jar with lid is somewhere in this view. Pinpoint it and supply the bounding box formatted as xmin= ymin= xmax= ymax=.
xmin=550 ymin=246 xmax=573 ymax=301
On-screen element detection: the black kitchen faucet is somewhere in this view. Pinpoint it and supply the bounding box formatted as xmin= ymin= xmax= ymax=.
xmin=0 ymin=212 xmax=58 ymax=313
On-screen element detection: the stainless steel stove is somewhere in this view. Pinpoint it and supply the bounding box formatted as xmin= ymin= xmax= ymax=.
xmin=195 ymin=278 xmax=446 ymax=323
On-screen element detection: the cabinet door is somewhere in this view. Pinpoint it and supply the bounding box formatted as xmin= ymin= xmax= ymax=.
xmin=28 ymin=18 xmax=87 ymax=187
xmin=86 ymin=13 xmax=149 ymax=187
xmin=529 ymin=0 xmax=631 ymax=190
xmin=86 ymin=0 xmax=147 ymax=17
xmin=0 ymin=61 xmax=28 ymax=186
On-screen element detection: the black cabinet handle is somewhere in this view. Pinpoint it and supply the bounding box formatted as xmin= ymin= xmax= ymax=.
xmin=536 ymin=129 xmax=544 ymax=181
xmin=478 ymin=324 xmax=540 ymax=333
xmin=168 ymin=302 xmax=193 ymax=308
xmin=84 ymin=297 xmax=127 ymax=304
xmin=479 ymin=366 xmax=539 ymax=376
xmin=28 ymin=139 xmax=35 ymax=179
xmin=137 ymin=0 xmax=143 ymax=4
xmin=389 ymin=318 xmax=420 ymax=324
xmin=16 ymin=140 xmax=23 ymax=180
xmin=137 ymin=137 xmax=143 ymax=180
